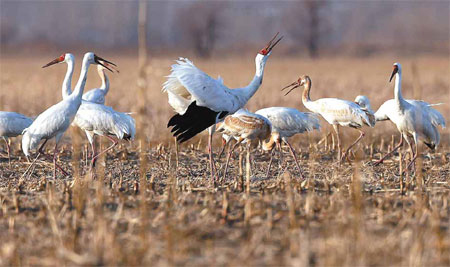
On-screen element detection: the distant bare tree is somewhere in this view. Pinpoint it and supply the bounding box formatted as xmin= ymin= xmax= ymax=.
xmin=177 ymin=2 xmax=224 ymax=58
xmin=285 ymin=0 xmax=329 ymax=58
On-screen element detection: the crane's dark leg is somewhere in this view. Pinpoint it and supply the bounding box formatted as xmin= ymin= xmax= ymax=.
xmin=265 ymin=147 xmax=275 ymax=178
xmin=91 ymin=135 xmax=118 ymax=167
xmin=332 ymin=125 xmax=341 ymax=161
xmin=89 ymin=139 xmax=96 ymax=170
xmin=222 ymin=138 xmax=243 ymax=184
xmin=374 ymin=134 xmax=403 ymax=166
xmin=21 ymin=139 xmax=47 ymax=178
xmin=174 ymin=137 xmax=179 ymax=168
xmin=284 ymin=139 xmax=305 ymax=179
xmin=341 ymin=129 xmax=365 ymax=162
xmin=3 ymin=137 xmax=11 ymax=166
xmin=217 ymin=137 xmax=228 ymax=161
xmin=405 ymin=135 xmax=419 ymax=173
xmin=38 ymin=142 xmax=68 ymax=177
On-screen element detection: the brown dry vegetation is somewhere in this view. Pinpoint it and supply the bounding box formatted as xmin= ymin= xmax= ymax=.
xmin=0 ymin=54 xmax=449 ymax=265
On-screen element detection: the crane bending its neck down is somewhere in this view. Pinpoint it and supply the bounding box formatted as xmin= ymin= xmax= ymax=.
xmin=167 ymin=32 xmax=283 ymax=143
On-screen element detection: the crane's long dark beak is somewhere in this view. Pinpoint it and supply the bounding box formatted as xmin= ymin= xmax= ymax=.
xmin=94 ymin=55 xmax=116 ymax=72
xmin=265 ymin=32 xmax=283 ymax=52
xmin=281 ymin=81 xmax=300 ymax=96
xmin=42 ymin=58 xmax=61 ymax=68
xmin=389 ymin=67 xmax=398 ymax=82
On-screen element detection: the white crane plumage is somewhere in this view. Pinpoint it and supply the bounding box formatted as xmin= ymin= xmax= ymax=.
xmin=163 ymin=33 xmax=282 ymax=181
xmin=354 ymin=95 xmax=376 ymax=126
xmin=82 ymin=62 xmax=119 ymax=104
xmin=0 ymin=111 xmax=33 ymax=162
xmin=373 ymin=63 xmax=446 ymax=168
xmin=216 ymin=109 xmax=272 ymax=181
xmin=255 ymin=107 xmax=321 ymax=177
xmin=54 ymin=53 xmax=135 ymax=168
xmin=283 ymin=75 xmax=375 ymax=162
xmin=21 ymin=52 xmax=114 ymax=178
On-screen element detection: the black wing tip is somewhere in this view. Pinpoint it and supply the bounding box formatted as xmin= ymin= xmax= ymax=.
xmin=167 ymin=101 xmax=228 ymax=143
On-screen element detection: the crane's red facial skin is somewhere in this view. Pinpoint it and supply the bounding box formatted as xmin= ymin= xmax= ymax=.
xmin=259 ymin=32 xmax=283 ymax=56
xmin=389 ymin=65 xmax=398 ymax=82
xmin=42 ymin=54 xmax=65 ymax=68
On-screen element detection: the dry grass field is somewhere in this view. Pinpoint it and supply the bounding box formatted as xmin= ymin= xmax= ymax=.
xmin=0 ymin=54 xmax=449 ymax=265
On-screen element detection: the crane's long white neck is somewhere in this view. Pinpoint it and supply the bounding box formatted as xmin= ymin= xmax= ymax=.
xmin=71 ymin=56 xmax=92 ymax=101
xmin=394 ymin=71 xmax=406 ymax=110
xmin=234 ymin=53 xmax=268 ymax=102
xmin=62 ymin=58 xmax=75 ymax=99
xmin=98 ymin=66 xmax=109 ymax=93
xmin=301 ymin=77 xmax=316 ymax=112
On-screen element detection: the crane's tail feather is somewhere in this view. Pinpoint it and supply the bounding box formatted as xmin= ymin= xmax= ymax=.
xmin=168 ymin=101 xmax=228 ymax=143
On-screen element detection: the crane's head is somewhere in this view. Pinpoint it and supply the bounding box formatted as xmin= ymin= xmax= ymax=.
xmin=354 ymin=95 xmax=371 ymax=110
xmin=281 ymin=75 xmax=311 ymax=96
xmin=42 ymin=53 xmax=74 ymax=68
xmin=83 ymin=52 xmax=116 ymax=72
xmin=259 ymin=32 xmax=283 ymax=57
xmin=389 ymin=62 xmax=402 ymax=82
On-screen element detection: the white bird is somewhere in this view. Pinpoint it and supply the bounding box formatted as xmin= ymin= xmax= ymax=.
xmin=0 ymin=111 xmax=33 ymax=162
xmin=255 ymin=107 xmax=321 ymax=177
xmin=82 ymin=62 xmax=119 ymax=104
xmin=216 ymin=109 xmax=272 ymax=181
xmin=163 ymin=32 xmax=282 ymax=181
xmin=354 ymin=95 xmax=376 ymax=127
xmin=282 ymin=75 xmax=375 ymax=162
xmin=54 ymin=53 xmax=135 ymax=168
xmin=21 ymin=52 xmax=114 ymax=178
xmin=373 ymin=63 xmax=446 ymax=169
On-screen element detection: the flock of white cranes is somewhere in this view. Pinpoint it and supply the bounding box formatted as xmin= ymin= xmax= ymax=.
xmin=0 ymin=33 xmax=446 ymax=182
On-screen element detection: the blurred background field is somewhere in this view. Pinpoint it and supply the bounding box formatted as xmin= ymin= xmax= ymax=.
xmin=0 ymin=1 xmax=449 ymax=266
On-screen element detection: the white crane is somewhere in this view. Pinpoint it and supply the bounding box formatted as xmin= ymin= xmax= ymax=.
xmin=282 ymin=75 xmax=375 ymax=162
xmin=163 ymin=32 xmax=282 ymax=181
xmin=255 ymin=107 xmax=321 ymax=178
xmin=372 ymin=63 xmax=446 ymax=169
xmin=21 ymin=52 xmax=114 ymax=178
xmin=52 ymin=53 xmax=135 ymax=169
xmin=216 ymin=109 xmax=272 ymax=181
xmin=0 ymin=111 xmax=33 ymax=163
xmin=82 ymin=62 xmax=119 ymax=104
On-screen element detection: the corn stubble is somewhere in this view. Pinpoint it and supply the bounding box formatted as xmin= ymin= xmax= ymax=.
xmin=0 ymin=55 xmax=449 ymax=265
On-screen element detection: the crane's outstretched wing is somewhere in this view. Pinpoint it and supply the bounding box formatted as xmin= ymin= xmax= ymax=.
xmin=165 ymin=58 xmax=239 ymax=112
xmin=165 ymin=58 xmax=238 ymax=142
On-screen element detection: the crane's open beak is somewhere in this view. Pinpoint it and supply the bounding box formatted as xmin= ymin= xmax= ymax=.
xmin=100 ymin=60 xmax=120 ymax=73
xmin=42 ymin=58 xmax=62 ymax=68
xmin=281 ymin=81 xmax=300 ymax=96
xmin=94 ymin=55 xmax=116 ymax=72
xmin=264 ymin=32 xmax=283 ymax=53
xmin=389 ymin=66 xmax=398 ymax=82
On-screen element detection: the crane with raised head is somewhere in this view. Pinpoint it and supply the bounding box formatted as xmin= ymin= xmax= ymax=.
xmin=282 ymin=75 xmax=374 ymax=162
xmin=163 ymin=32 xmax=283 ymax=181
xmin=49 ymin=53 xmax=135 ymax=169
xmin=21 ymin=52 xmax=114 ymax=178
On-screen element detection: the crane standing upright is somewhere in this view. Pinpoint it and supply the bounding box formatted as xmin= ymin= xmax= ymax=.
xmin=0 ymin=111 xmax=33 ymax=163
xmin=373 ymin=63 xmax=445 ymax=170
xmin=283 ymin=75 xmax=374 ymax=162
xmin=163 ymin=33 xmax=282 ymax=181
xmin=21 ymin=52 xmax=114 ymax=178
xmin=50 ymin=53 xmax=135 ymax=169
